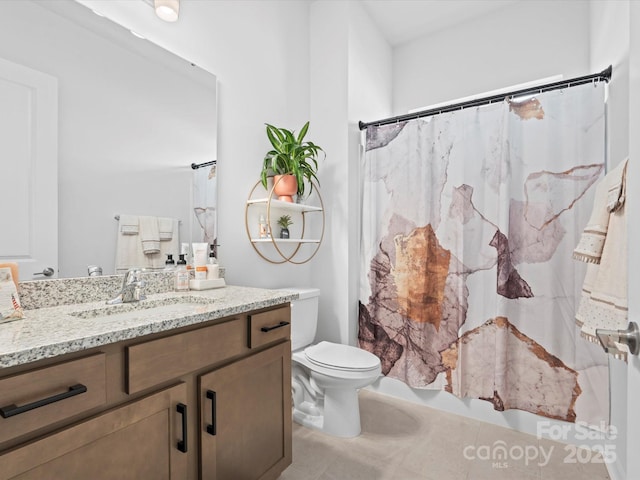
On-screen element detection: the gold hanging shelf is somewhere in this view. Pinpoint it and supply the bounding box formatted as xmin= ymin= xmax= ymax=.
xmin=244 ymin=179 xmax=325 ymax=264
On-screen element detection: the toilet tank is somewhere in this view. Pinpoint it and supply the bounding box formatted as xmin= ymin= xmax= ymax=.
xmin=280 ymin=288 xmax=320 ymax=351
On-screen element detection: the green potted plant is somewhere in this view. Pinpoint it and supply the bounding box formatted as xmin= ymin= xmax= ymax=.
xmin=277 ymin=214 xmax=293 ymax=239
xmin=260 ymin=121 xmax=324 ymax=202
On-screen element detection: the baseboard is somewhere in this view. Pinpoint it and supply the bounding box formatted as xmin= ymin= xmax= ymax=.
xmin=606 ymin=458 xmax=626 ymax=480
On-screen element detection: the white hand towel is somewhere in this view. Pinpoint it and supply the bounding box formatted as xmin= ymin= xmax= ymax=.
xmin=158 ymin=217 xmax=175 ymax=241
xmin=116 ymin=227 xmax=144 ymax=273
xmin=146 ymin=218 xmax=180 ymax=271
xmin=119 ymin=215 xmax=139 ymax=235
xmin=139 ymin=216 xmax=161 ymax=254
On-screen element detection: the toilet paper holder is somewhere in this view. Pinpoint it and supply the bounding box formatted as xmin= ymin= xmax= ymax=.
xmin=595 ymin=322 xmax=639 ymax=356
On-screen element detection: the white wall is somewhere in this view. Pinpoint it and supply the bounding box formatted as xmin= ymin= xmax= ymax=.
xmin=309 ymin=0 xmax=350 ymax=345
xmin=590 ymin=3 xmax=640 ymax=479
xmin=347 ymin=2 xmax=393 ymax=344
xmin=626 ymin=3 xmax=640 ymax=479
xmin=591 ymin=0 xmax=630 ymax=168
xmin=76 ymin=0 xmax=313 ymax=288
xmin=310 ymin=0 xmax=392 ymax=345
xmin=393 ymin=0 xmax=591 ymax=115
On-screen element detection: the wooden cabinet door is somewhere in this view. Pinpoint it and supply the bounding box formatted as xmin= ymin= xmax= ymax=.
xmin=200 ymin=341 xmax=292 ymax=480
xmin=0 ymin=383 xmax=188 ymax=480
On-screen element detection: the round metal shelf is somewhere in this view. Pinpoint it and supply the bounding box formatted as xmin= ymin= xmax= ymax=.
xmin=245 ymin=178 xmax=325 ymax=264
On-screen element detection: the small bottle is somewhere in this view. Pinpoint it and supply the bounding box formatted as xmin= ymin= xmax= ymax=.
xmin=164 ymin=254 xmax=176 ymax=272
xmin=175 ymin=254 xmax=190 ymax=291
xmin=186 ymin=263 xmax=194 ymax=280
xmin=195 ymin=266 xmax=207 ymax=280
xmin=259 ymin=214 xmax=267 ymax=239
xmin=207 ymin=244 xmax=219 ymax=279
xmin=208 ymin=244 xmax=217 ymax=264
xmin=180 ymin=243 xmax=191 ymax=265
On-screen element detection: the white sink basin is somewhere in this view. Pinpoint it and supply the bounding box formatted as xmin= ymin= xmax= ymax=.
xmin=70 ymin=296 xmax=215 ymax=319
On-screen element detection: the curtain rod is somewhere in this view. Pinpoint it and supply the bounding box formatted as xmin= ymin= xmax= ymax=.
xmin=191 ymin=160 xmax=217 ymax=170
xmin=359 ymin=65 xmax=612 ymax=130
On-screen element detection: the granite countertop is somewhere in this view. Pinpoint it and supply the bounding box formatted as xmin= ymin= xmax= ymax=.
xmin=0 ymin=285 xmax=297 ymax=369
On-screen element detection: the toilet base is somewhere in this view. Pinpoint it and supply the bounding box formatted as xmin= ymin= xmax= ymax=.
xmin=292 ymin=388 xmax=362 ymax=438
xmin=322 ymin=387 xmax=361 ymax=437
xmin=291 ymin=345 xmax=381 ymax=438
xmin=293 ymin=404 xmax=323 ymax=431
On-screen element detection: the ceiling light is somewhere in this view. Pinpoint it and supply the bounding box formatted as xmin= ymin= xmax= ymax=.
xmin=154 ymin=0 xmax=180 ymax=22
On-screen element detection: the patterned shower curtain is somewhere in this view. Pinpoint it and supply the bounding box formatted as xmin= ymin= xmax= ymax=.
xmin=359 ymin=82 xmax=609 ymax=425
xmin=192 ymin=163 xmax=218 ymax=249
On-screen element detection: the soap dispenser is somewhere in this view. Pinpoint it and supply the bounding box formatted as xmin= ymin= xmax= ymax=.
xmin=207 ymin=243 xmax=219 ymax=279
xmin=164 ymin=254 xmax=176 ymax=272
xmin=175 ymin=254 xmax=189 ymax=291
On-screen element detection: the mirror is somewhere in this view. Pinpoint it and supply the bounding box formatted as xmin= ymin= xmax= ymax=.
xmin=0 ymin=0 xmax=217 ymax=279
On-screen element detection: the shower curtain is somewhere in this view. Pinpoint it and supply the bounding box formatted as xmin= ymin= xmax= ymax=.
xmin=192 ymin=163 xmax=218 ymax=249
xmin=359 ymin=82 xmax=609 ymax=425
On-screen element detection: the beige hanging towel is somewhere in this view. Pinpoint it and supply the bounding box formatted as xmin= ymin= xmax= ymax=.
xmin=116 ymin=215 xmax=145 ymax=273
xmin=139 ymin=216 xmax=161 ymax=254
xmin=158 ymin=217 xmax=175 ymax=241
xmin=573 ymin=158 xmax=628 ymax=358
xmin=119 ymin=214 xmax=139 ymax=235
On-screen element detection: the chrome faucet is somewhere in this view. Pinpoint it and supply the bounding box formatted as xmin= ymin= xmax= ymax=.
xmin=106 ymin=268 xmax=146 ymax=305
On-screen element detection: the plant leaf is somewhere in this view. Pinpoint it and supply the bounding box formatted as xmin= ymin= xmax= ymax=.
xmin=297 ymin=121 xmax=309 ymax=143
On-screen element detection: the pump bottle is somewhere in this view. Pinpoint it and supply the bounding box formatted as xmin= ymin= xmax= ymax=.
xmin=175 ymin=254 xmax=190 ymax=291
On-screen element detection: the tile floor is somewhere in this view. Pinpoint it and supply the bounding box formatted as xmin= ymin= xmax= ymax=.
xmin=280 ymin=390 xmax=612 ymax=480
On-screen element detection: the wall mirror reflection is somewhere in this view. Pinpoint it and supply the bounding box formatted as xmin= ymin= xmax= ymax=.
xmin=0 ymin=0 xmax=217 ymax=279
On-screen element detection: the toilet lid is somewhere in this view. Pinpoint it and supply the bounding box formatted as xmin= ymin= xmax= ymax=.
xmin=304 ymin=341 xmax=380 ymax=371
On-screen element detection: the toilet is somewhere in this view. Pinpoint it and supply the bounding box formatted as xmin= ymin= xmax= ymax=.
xmin=283 ymin=288 xmax=381 ymax=437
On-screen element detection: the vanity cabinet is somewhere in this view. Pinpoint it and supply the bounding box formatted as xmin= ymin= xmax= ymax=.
xmin=0 ymin=383 xmax=188 ymax=480
xmin=0 ymin=352 xmax=107 ymax=444
xmin=200 ymin=342 xmax=291 ymax=480
xmin=0 ymin=303 xmax=292 ymax=480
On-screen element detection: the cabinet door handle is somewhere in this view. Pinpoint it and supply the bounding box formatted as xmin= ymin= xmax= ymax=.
xmin=176 ymin=403 xmax=188 ymax=453
xmin=206 ymin=390 xmax=216 ymax=436
xmin=260 ymin=321 xmax=290 ymax=333
xmin=0 ymin=384 xmax=87 ymax=419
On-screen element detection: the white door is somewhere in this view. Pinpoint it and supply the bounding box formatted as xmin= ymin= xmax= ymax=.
xmin=0 ymin=57 xmax=57 ymax=280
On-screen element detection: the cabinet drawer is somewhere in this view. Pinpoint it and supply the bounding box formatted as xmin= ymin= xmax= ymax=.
xmin=127 ymin=318 xmax=245 ymax=394
xmin=0 ymin=383 xmax=187 ymax=480
xmin=248 ymin=306 xmax=291 ymax=349
xmin=0 ymin=353 xmax=107 ymax=444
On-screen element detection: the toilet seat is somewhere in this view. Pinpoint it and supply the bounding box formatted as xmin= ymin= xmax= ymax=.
xmin=304 ymin=341 xmax=380 ymax=372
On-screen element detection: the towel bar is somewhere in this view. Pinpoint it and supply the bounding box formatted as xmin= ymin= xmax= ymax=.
xmin=596 ymin=322 xmax=639 ymax=356
xmin=114 ymin=215 xmax=181 ymax=224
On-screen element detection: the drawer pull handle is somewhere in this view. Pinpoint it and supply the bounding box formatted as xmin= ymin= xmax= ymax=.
xmin=0 ymin=384 xmax=87 ymax=419
xmin=206 ymin=390 xmax=216 ymax=436
xmin=260 ymin=321 xmax=290 ymax=333
xmin=177 ymin=403 xmax=188 ymax=453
